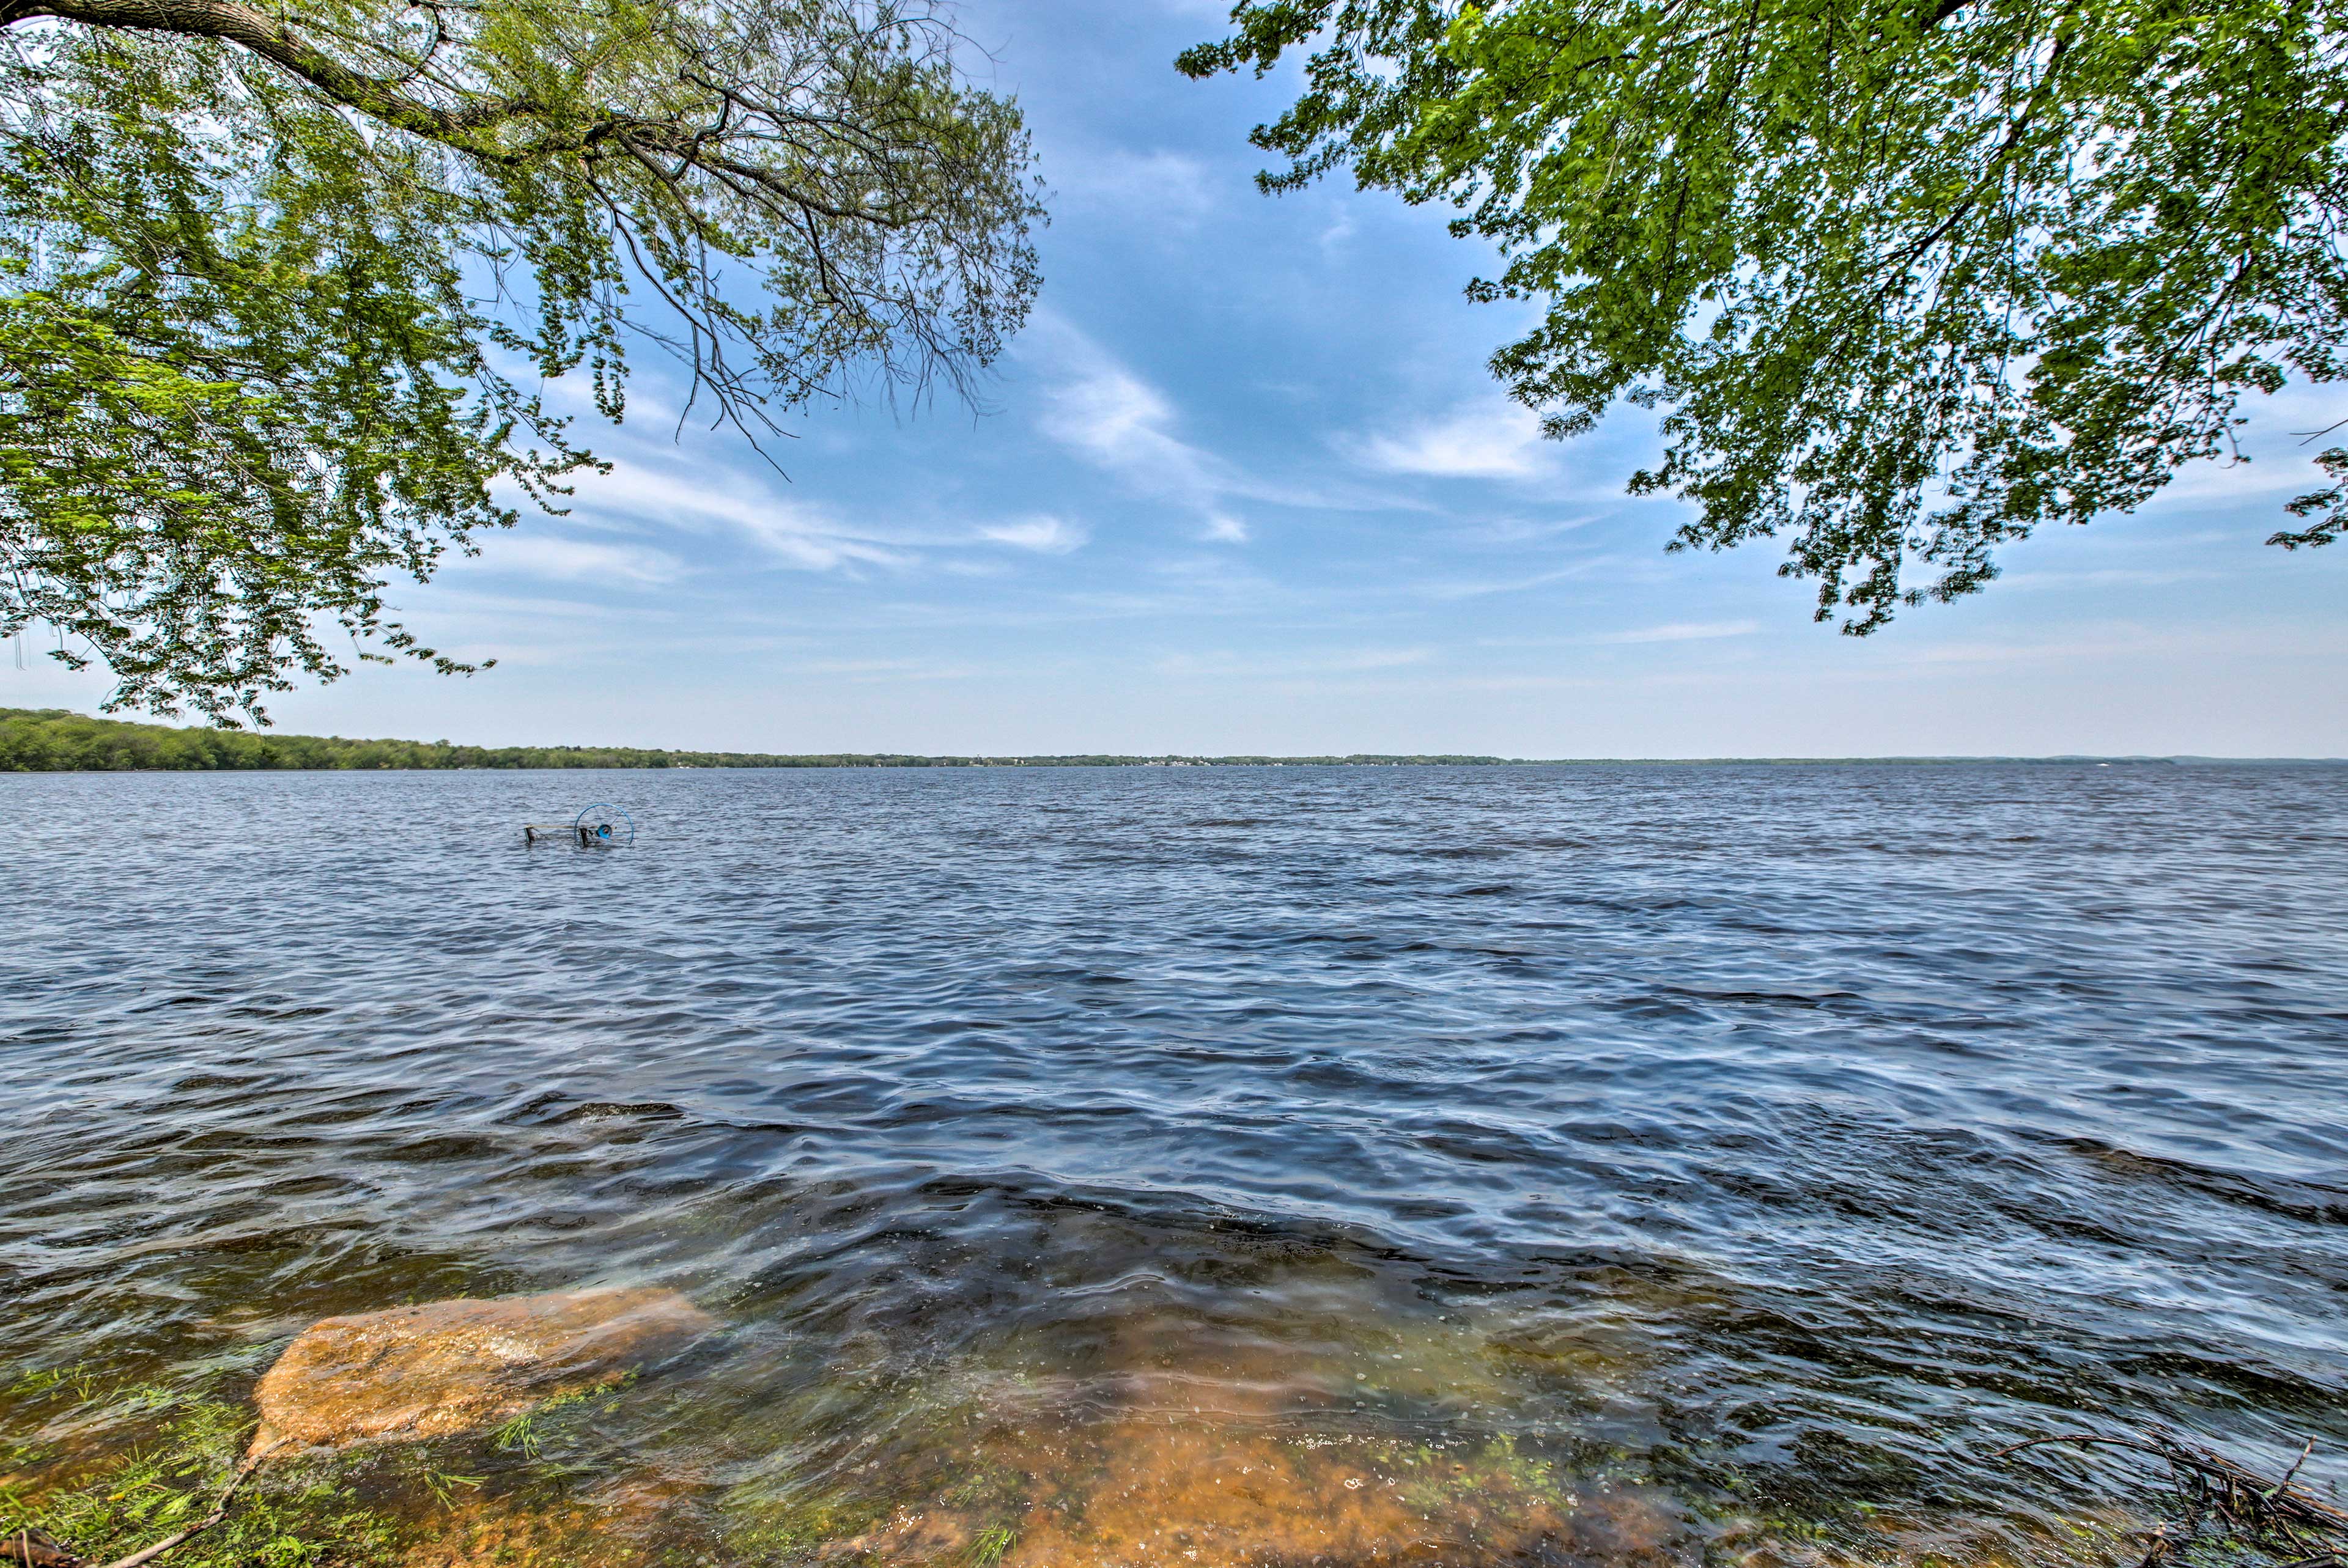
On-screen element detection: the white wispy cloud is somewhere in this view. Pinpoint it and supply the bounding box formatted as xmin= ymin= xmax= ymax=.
xmin=789 ymin=657 xmax=983 ymax=682
xmin=1456 ymin=514 xmax=1602 ymax=547
xmin=1035 ymin=335 xmax=1215 ymax=493
xmin=978 ymin=514 xmax=1090 ymax=553
xmin=1354 ymin=401 xmax=1555 ymax=480
xmin=414 ymin=587 xmax=683 ymax=622
xmin=1998 ymin=566 xmax=2229 ymax=590
xmin=1154 ymin=646 xmax=1433 ymax=678
xmin=1053 ymin=147 xmax=1220 ymax=225
xmin=1027 ymin=318 xmax=1256 ymax=544
xmin=475 ymin=535 xmax=688 ymax=585
xmin=1413 ymin=559 xmax=1617 ymax=602
xmin=1591 ymin=619 xmax=1761 ymax=644
xmin=1019 ymin=317 xmax=1444 ymax=536
xmin=577 ymin=461 xmax=918 ymax=572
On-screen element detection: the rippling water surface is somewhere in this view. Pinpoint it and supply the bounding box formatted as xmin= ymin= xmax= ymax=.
xmin=5 ymin=764 xmax=2345 ymax=1565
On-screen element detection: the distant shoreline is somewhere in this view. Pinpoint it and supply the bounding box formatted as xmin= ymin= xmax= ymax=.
xmin=5 ymin=709 xmax=2341 ymax=772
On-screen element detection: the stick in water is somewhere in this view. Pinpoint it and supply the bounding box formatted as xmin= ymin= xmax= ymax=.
xmin=90 ymin=1448 xmax=271 ymax=1568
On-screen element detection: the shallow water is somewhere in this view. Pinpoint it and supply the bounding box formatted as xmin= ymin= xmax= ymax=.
xmin=4 ymin=764 xmax=2345 ymax=1564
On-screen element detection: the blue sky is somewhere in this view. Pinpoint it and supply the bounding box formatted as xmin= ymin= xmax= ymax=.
xmin=12 ymin=1 xmax=2348 ymax=756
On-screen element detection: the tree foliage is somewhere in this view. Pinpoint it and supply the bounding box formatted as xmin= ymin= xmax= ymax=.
xmin=1 ymin=0 xmax=1041 ymax=720
xmin=1182 ymin=0 xmax=2348 ymax=630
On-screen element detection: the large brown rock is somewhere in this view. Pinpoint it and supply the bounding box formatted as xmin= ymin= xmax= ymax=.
xmin=250 ymin=1286 xmax=716 ymax=1457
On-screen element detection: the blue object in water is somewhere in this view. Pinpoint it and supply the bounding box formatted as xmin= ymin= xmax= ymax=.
xmin=572 ymin=803 xmax=635 ymax=847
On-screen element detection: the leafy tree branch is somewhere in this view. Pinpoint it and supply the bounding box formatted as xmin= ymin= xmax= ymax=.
xmin=1183 ymin=0 xmax=2348 ymax=630
xmin=1 ymin=0 xmax=1043 ymax=721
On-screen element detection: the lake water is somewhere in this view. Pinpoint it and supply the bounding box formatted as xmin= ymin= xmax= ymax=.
xmin=4 ymin=764 xmax=2344 ymax=1566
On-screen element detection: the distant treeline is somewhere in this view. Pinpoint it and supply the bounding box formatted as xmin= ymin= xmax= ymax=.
xmin=1 ymin=708 xmax=2274 ymax=772
xmin=0 ymin=709 xmax=1525 ymax=771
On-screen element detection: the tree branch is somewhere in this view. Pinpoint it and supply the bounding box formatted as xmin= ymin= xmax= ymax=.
xmin=0 ymin=0 xmax=537 ymax=141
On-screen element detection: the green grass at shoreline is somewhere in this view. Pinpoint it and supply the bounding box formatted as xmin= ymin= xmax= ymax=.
xmin=5 ymin=707 xmax=2327 ymax=772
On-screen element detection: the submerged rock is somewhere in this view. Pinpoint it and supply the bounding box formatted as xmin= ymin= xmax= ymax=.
xmin=251 ymin=1286 xmax=716 ymax=1457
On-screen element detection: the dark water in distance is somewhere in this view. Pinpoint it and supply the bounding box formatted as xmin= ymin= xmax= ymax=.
xmin=4 ymin=764 xmax=2346 ymax=1564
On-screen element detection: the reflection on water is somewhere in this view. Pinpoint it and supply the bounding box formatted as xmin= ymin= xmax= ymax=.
xmin=3 ymin=764 xmax=2345 ymax=1564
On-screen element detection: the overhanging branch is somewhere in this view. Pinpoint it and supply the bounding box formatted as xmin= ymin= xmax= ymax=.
xmin=0 ymin=0 xmax=540 ymax=142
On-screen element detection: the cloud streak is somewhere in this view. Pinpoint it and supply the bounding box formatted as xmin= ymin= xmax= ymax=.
xmin=1052 ymin=147 xmax=1220 ymax=226
xmin=1027 ymin=318 xmax=1266 ymax=543
xmin=575 ymin=460 xmax=919 ymax=572
xmin=1354 ymin=402 xmax=1555 ymax=480
xmin=978 ymin=515 xmax=1091 ymax=553
xmin=475 ymin=535 xmax=689 ymax=585
xmin=1591 ymin=619 xmax=1761 ymax=644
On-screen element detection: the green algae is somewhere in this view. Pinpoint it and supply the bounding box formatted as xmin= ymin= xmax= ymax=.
xmin=1 ymin=1388 xmax=396 ymax=1568
xmin=1 ymin=1363 xmax=709 ymax=1568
